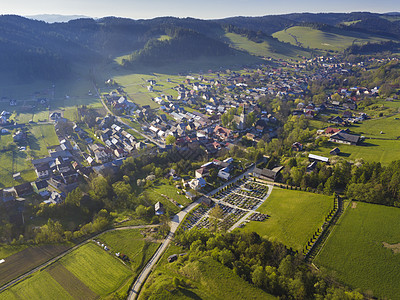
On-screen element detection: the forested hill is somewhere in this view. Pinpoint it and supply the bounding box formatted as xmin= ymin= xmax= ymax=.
xmin=1 ymin=12 xmax=400 ymax=81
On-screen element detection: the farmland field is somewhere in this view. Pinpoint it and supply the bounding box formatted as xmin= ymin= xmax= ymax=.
xmin=240 ymin=188 xmax=333 ymax=251
xmin=0 ymin=245 xmax=28 ymax=259
xmin=0 ymin=270 xmax=73 ymax=300
xmin=96 ymin=228 xmax=161 ymax=275
xmin=0 ymin=244 xmax=70 ymax=287
xmin=315 ymin=202 xmax=400 ymax=299
xmin=60 ymin=243 xmax=131 ymax=296
xmin=139 ymin=245 xmax=275 ymax=300
xmin=273 ymin=26 xmax=389 ymax=52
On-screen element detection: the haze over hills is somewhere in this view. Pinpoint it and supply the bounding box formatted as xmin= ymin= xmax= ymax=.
xmin=1 ymin=11 xmax=400 ymax=81
xmin=25 ymin=14 xmax=90 ymax=23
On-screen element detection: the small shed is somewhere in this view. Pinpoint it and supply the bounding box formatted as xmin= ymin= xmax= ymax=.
xmin=155 ymin=202 xmax=165 ymax=215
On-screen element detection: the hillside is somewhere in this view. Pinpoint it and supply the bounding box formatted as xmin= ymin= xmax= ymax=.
xmin=272 ymin=25 xmax=390 ymax=52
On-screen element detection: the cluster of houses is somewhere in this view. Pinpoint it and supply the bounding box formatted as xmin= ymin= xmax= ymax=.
xmin=317 ymin=127 xmax=362 ymax=145
xmin=87 ymin=117 xmax=146 ymax=165
xmin=186 ymin=157 xmax=236 ymax=191
xmin=104 ymin=91 xmax=137 ymax=113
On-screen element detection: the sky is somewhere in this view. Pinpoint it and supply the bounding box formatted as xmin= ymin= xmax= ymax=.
xmin=2 ymin=0 xmax=400 ymax=20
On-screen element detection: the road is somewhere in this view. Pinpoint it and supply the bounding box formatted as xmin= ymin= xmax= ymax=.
xmin=0 ymin=225 xmax=158 ymax=293
xmin=127 ymin=199 xmax=201 ymax=300
xmin=93 ymin=83 xmax=165 ymax=148
xmin=127 ymin=166 xmax=257 ymax=299
xmin=228 ymin=183 xmax=274 ymax=232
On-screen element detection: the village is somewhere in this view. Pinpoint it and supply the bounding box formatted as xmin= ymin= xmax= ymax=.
xmin=0 ymin=54 xmax=396 ymax=218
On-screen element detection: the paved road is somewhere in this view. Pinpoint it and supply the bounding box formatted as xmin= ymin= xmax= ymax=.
xmin=228 ymin=183 xmax=274 ymax=232
xmin=93 ymin=83 xmax=165 ymax=148
xmin=127 ymin=166 xmax=257 ymax=299
xmin=0 ymin=225 xmax=158 ymax=293
xmin=127 ymin=200 xmax=201 ymax=300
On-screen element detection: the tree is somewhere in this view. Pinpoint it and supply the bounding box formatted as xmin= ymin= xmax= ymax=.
xmin=65 ymin=187 xmax=82 ymax=207
xmin=166 ymin=135 xmax=176 ymax=145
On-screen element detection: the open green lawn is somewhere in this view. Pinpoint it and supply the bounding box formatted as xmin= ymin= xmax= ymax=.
xmin=139 ymin=245 xmax=275 ymax=300
xmin=60 ymin=243 xmax=131 ymax=296
xmin=151 ymin=180 xmax=192 ymax=206
xmin=315 ymin=202 xmax=400 ymax=299
xmin=225 ymin=32 xmax=311 ymax=61
xmin=273 ymin=26 xmax=389 ymax=52
xmin=240 ymin=188 xmax=333 ymax=251
xmin=349 ymin=113 xmax=400 ymax=139
xmin=97 ymin=228 xmax=160 ymax=275
xmin=313 ymin=139 xmax=400 ymax=165
xmin=29 ymin=124 xmax=59 ymax=157
xmin=0 ymin=271 xmax=73 ymax=300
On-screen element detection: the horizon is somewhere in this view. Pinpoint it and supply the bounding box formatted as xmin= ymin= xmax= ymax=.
xmin=2 ymin=0 xmax=400 ymax=20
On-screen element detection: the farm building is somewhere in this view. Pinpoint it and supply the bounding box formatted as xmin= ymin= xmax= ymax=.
xmin=155 ymin=202 xmax=165 ymax=215
xmin=308 ymin=154 xmax=329 ymax=163
xmin=330 ymin=147 xmax=341 ymax=155
xmin=329 ymin=131 xmax=361 ymax=145
xmin=253 ymin=166 xmax=283 ymax=182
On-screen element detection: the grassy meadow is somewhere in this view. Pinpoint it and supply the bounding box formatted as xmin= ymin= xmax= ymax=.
xmin=96 ymin=228 xmax=160 ymax=275
xmin=314 ymin=202 xmax=400 ymax=299
xmin=240 ymin=188 xmax=333 ymax=251
xmin=139 ymin=245 xmax=275 ymax=300
xmin=273 ymin=26 xmax=389 ymax=52
xmin=224 ymin=32 xmax=311 ymax=61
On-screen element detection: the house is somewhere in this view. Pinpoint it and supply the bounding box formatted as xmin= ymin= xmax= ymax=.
xmin=330 ymin=147 xmax=341 ymax=155
xmin=329 ymin=131 xmax=361 ymax=145
xmin=308 ymin=154 xmax=329 ymax=163
xmin=292 ymin=142 xmax=303 ymax=151
xmin=306 ymin=161 xmax=317 ymax=172
xmin=252 ymin=166 xmax=283 ymax=182
xmin=155 ymin=202 xmax=165 ymax=215
xmin=195 ymin=168 xmax=209 ymax=178
xmin=13 ymin=131 xmax=26 ymax=143
xmin=189 ymin=178 xmax=206 ymax=191
xmin=14 ymin=182 xmax=34 ymax=197
xmin=218 ymin=167 xmax=230 ymax=180
xmin=35 ymin=164 xmax=50 ymax=179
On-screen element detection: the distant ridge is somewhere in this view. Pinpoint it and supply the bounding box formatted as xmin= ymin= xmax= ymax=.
xmin=26 ymin=14 xmax=90 ymax=23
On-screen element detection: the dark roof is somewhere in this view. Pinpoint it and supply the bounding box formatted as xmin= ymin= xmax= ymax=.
xmin=36 ymin=163 xmax=50 ymax=172
xmin=330 ymin=132 xmax=360 ymax=144
xmin=35 ymin=180 xmax=48 ymax=190
xmin=14 ymin=182 xmax=34 ymax=197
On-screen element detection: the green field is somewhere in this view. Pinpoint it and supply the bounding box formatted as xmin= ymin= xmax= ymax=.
xmin=139 ymin=245 xmax=275 ymax=300
xmin=0 ymin=271 xmax=73 ymax=300
xmin=225 ymin=32 xmax=311 ymax=61
xmin=240 ymin=188 xmax=333 ymax=251
xmin=60 ymin=243 xmax=131 ymax=296
xmin=313 ymin=139 xmax=400 ymax=165
xmin=97 ymin=228 xmax=160 ymax=275
xmin=273 ymin=26 xmax=389 ymax=52
xmin=315 ymin=202 xmax=400 ymax=299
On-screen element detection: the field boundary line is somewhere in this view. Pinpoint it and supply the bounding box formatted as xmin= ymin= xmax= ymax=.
xmin=0 ymin=225 xmax=158 ymax=293
xmin=312 ymin=200 xmax=352 ymax=263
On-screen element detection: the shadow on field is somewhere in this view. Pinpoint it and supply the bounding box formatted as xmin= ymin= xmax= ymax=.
xmin=361 ymin=141 xmax=379 ymax=147
xmin=180 ymin=288 xmax=202 ymax=300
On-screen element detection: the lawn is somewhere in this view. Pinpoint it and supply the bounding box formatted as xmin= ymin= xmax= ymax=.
xmin=312 ymin=139 xmax=400 ymax=165
xmin=273 ymin=26 xmax=389 ymax=52
xmin=0 ymin=271 xmax=73 ymax=300
xmin=60 ymin=243 xmax=131 ymax=296
xmin=224 ymin=32 xmax=311 ymax=61
xmin=349 ymin=113 xmax=400 ymax=139
xmin=240 ymin=188 xmax=333 ymax=251
xmin=139 ymin=245 xmax=275 ymax=300
xmin=96 ymin=228 xmax=160 ymax=275
xmin=151 ymin=180 xmax=192 ymax=206
xmin=314 ymin=202 xmax=400 ymax=299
